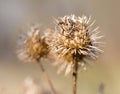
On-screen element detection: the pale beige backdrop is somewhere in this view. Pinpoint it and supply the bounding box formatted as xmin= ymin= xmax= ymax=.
xmin=0 ymin=0 xmax=119 ymax=94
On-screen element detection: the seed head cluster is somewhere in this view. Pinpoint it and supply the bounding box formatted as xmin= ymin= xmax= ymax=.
xmin=46 ymin=15 xmax=103 ymax=75
xmin=17 ymin=25 xmax=49 ymax=63
xmin=17 ymin=15 xmax=103 ymax=75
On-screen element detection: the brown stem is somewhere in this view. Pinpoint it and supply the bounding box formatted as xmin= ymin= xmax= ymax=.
xmin=38 ymin=62 xmax=57 ymax=94
xmin=72 ymin=57 xmax=78 ymax=94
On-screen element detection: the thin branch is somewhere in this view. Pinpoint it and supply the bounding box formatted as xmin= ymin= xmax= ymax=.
xmin=38 ymin=62 xmax=57 ymax=94
xmin=72 ymin=56 xmax=78 ymax=94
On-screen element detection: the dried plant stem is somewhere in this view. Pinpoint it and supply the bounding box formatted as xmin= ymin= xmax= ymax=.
xmin=72 ymin=56 xmax=78 ymax=94
xmin=38 ymin=62 xmax=57 ymax=94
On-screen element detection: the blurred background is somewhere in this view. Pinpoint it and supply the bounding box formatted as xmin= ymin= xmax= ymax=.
xmin=0 ymin=0 xmax=120 ymax=94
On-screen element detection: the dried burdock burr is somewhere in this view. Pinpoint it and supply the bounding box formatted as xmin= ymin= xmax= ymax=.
xmin=17 ymin=25 xmax=57 ymax=94
xmin=46 ymin=15 xmax=103 ymax=94
xmin=17 ymin=25 xmax=49 ymax=62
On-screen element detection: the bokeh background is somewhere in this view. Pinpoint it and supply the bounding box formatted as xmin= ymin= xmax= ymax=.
xmin=0 ymin=0 xmax=120 ymax=94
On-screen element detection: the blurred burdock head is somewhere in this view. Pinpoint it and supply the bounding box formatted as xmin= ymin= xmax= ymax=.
xmin=17 ymin=25 xmax=49 ymax=63
xmin=46 ymin=15 xmax=103 ymax=75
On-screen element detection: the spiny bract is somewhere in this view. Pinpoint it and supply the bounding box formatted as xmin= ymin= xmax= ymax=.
xmin=17 ymin=25 xmax=49 ymax=63
xmin=46 ymin=15 xmax=103 ymax=75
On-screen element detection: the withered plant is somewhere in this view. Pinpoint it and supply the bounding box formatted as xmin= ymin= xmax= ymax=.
xmin=46 ymin=15 xmax=103 ymax=94
xmin=17 ymin=25 xmax=57 ymax=94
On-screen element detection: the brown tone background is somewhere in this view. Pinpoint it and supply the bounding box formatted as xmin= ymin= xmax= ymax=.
xmin=0 ymin=0 xmax=119 ymax=94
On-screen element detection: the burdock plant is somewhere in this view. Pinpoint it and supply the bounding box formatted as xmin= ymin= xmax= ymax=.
xmin=46 ymin=15 xmax=103 ymax=94
xmin=17 ymin=25 xmax=56 ymax=94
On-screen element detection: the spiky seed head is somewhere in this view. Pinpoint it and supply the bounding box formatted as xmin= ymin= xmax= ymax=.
xmin=17 ymin=25 xmax=49 ymax=63
xmin=46 ymin=15 xmax=103 ymax=75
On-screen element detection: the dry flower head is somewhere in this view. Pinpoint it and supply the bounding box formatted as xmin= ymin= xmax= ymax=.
xmin=46 ymin=15 xmax=103 ymax=75
xmin=17 ymin=25 xmax=49 ymax=63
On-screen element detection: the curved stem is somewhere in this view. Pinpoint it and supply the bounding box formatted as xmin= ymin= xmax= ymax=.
xmin=38 ymin=62 xmax=57 ymax=94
